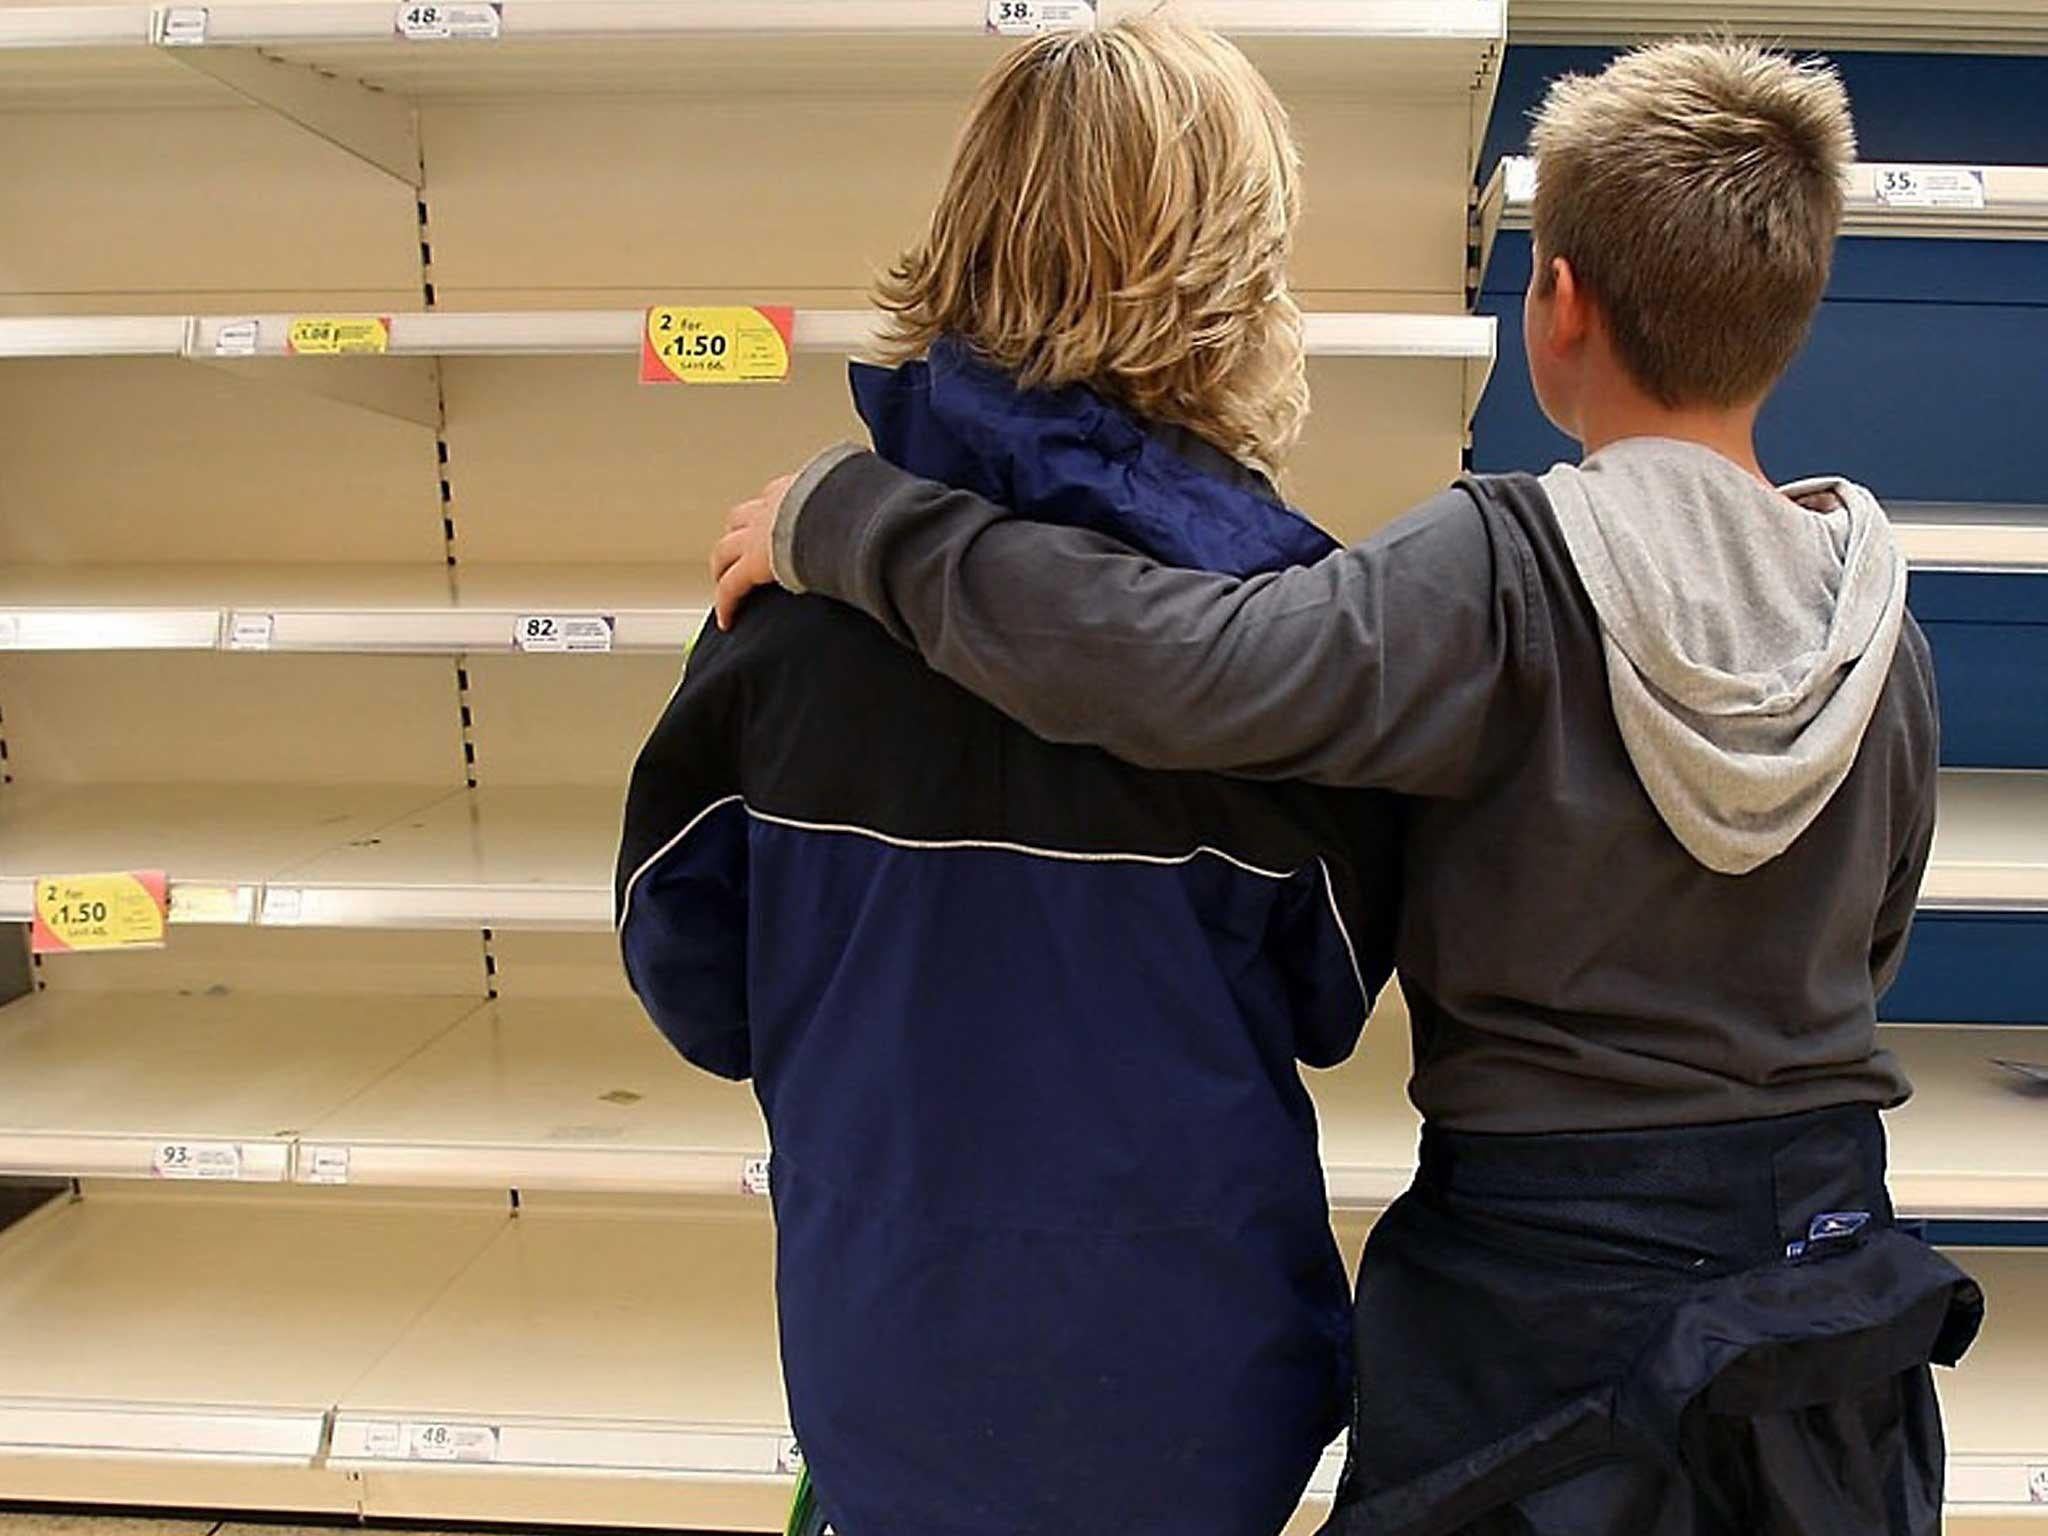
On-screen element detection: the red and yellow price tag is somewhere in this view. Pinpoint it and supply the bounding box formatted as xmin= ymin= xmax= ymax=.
xmin=640 ymin=306 xmax=794 ymax=385
xmin=287 ymin=316 xmax=391 ymax=355
xmin=32 ymin=870 xmax=170 ymax=954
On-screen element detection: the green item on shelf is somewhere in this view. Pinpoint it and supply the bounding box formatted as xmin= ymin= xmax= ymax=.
xmin=785 ymin=1463 xmax=832 ymax=1536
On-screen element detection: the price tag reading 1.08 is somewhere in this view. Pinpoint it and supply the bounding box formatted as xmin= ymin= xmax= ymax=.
xmin=32 ymin=871 xmax=169 ymax=955
xmin=641 ymin=306 xmax=795 ymax=385
xmin=287 ymin=317 xmax=391 ymax=356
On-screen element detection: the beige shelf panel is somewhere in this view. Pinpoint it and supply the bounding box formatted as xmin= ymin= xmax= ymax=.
xmin=1885 ymin=1027 xmax=2048 ymax=1221
xmin=1940 ymin=1249 xmax=2048 ymax=1511
xmin=0 ymin=360 xmax=442 ymax=565
xmin=34 ymin=925 xmax=490 ymax=1000
xmin=295 ymin=998 xmax=765 ymax=1192
xmin=263 ymin=785 xmax=616 ymax=929
xmin=0 ymin=564 xmax=710 ymax=654
xmin=1510 ymin=1 xmax=2048 ymax=48
xmin=1892 ymin=505 xmax=2048 ymax=572
xmin=464 ymin=653 xmax=677 ymax=788
xmin=0 ymin=991 xmax=480 ymax=1182
xmin=0 ymin=652 xmax=466 ymax=786
xmin=0 ymin=782 xmax=461 ymax=923
xmin=1925 ymin=772 xmax=2048 ymax=912
xmin=0 ymin=1187 xmax=506 ymax=1466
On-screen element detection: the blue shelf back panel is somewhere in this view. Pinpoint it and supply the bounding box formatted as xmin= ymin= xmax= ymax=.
xmin=1483 ymin=48 xmax=2048 ymax=179
xmin=1912 ymin=572 xmax=2048 ymax=767
xmin=1883 ymin=912 xmax=2048 ymax=1025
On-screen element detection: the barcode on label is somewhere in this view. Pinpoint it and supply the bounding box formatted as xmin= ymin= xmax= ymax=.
xmin=303 ymin=1145 xmax=351 ymax=1185
xmin=742 ymin=1156 xmax=772 ymax=1197
xmin=407 ymin=1421 xmax=500 ymax=1462
xmin=1874 ymin=166 xmax=1986 ymax=211
xmin=227 ymin=612 xmax=275 ymax=651
xmin=987 ymin=0 xmax=1096 ymax=35
xmin=214 ymin=319 xmax=259 ymax=357
xmin=156 ymin=6 xmax=209 ymax=44
xmin=154 ymin=1141 xmax=242 ymax=1180
xmin=515 ymin=614 xmax=614 ymax=653
xmin=395 ymin=1 xmax=501 ymax=39
xmin=2028 ymin=1465 xmax=2048 ymax=1503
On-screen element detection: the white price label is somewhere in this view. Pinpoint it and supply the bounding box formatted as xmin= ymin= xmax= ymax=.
xmin=777 ymin=1436 xmax=805 ymax=1474
xmin=0 ymin=616 xmax=18 ymax=648
xmin=227 ymin=612 xmax=275 ymax=651
xmin=362 ymin=1421 xmax=403 ymax=1457
xmin=515 ymin=614 xmax=615 ymax=653
xmin=262 ymin=887 xmax=304 ymax=925
xmin=154 ymin=1141 xmax=242 ymax=1180
xmin=407 ymin=1421 xmax=500 ymax=1462
xmin=214 ymin=319 xmax=259 ymax=357
xmin=168 ymin=881 xmax=251 ymax=923
xmin=1874 ymin=166 xmax=1986 ymax=211
xmin=742 ymin=1156 xmax=772 ymax=1197
xmin=987 ymin=0 xmax=1096 ymax=35
xmin=304 ymin=1145 xmax=351 ymax=1185
xmin=2029 ymin=1465 xmax=2048 ymax=1503
xmin=156 ymin=6 xmax=209 ymax=44
xmin=395 ymin=1 xmax=501 ymax=39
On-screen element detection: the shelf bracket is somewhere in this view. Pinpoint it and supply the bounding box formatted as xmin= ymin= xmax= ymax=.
xmin=193 ymin=355 xmax=445 ymax=432
xmin=164 ymin=47 xmax=423 ymax=190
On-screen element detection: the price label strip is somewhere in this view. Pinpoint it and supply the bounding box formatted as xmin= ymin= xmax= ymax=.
xmin=641 ymin=306 xmax=795 ymax=386
xmin=1874 ymin=166 xmax=1987 ymax=212
xmin=742 ymin=1155 xmax=773 ymax=1197
xmin=155 ymin=7 xmax=209 ymax=45
xmin=515 ymin=614 xmax=615 ymax=653
xmin=287 ymin=317 xmax=392 ymax=356
xmin=32 ymin=871 xmax=169 ymax=955
xmin=406 ymin=1422 xmax=501 ymax=1462
xmin=395 ymin=1 xmax=502 ymax=39
xmin=987 ymin=0 xmax=1097 ymax=35
xmin=153 ymin=1140 xmax=243 ymax=1181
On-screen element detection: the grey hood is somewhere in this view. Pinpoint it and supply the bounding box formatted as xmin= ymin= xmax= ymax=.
xmin=1539 ymin=438 xmax=1908 ymax=876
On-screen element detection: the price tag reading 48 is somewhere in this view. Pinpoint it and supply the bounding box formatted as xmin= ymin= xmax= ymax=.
xmin=32 ymin=871 xmax=170 ymax=955
xmin=641 ymin=306 xmax=795 ymax=385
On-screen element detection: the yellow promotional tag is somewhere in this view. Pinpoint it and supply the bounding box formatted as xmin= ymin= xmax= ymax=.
xmin=641 ymin=306 xmax=794 ymax=385
xmin=32 ymin=871 xmax=170 ymax=954
xmin=288 ymin=316 xmax=392 ymax=355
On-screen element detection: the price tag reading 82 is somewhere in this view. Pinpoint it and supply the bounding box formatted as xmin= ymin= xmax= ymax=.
xmin=987 ymin=0 xmax=1097 ymax=35
xmin=641 ymin=307 xmax=794 ymax=385
xmin=32 ymin=871 xmax=169 ymax=954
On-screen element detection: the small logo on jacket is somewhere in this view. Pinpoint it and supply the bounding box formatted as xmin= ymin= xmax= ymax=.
xmin=1784 ymin=1209 xmax=1871 ymax=1260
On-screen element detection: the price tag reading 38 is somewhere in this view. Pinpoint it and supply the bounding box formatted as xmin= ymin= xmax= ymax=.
xmin=32 ymin=871 xmax=169 ymax=955
xmin=641 ymin=306 xmax=794 ymax=385
xmin=988 ymin=0 xmax=1097 ymax=35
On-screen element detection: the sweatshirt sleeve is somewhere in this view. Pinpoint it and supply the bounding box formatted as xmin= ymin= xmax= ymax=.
xmin=1871 ymin=625 xmax=1942 ymax=998
xmin=615 ymin=617 xmax=752 ymax=1081
xmin=781 ymin=449 xmax=1541 ymax=796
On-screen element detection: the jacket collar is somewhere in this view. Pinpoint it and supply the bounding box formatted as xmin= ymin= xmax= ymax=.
xmin=849 ymin=338 xmax=1336 ymax=578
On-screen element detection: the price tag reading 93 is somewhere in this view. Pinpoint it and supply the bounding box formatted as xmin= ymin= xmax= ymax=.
xmin=32 ymin=871 xmax=170 ymax=955
xmin=641 ymin=307 xmax=794 ymax=385
xmin=987 ymin=0 xmax=1098 ymax=35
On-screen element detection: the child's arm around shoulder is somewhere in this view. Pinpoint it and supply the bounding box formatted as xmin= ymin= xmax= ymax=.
xmin=770 ymin=449 xmax=1547 ymax=796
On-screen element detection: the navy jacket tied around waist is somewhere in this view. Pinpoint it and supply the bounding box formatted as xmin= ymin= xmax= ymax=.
xmin=617 ymin=340 xmax=1400 ymax=1536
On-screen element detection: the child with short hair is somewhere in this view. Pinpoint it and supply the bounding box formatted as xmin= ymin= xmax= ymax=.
xmin=620 ymin=20 xmax=1398 ymax=1536
xmin=716 ymin=39 xmax=1986 ymax=1536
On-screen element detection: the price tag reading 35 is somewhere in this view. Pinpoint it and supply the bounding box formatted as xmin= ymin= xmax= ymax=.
xmin=32 ymin=871 xmax=170 ymax=954
xmin=641 ymin=306 xmax=794 ymax=385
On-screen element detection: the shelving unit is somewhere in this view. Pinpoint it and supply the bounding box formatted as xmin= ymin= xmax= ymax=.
xmin=2 ymin=2 xmax=2040 ymax=1531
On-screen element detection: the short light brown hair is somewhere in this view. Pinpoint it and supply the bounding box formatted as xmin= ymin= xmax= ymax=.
xmin=1530 ymin=40 xmax=1856 ymax=407
xmin=873 ymin=18 xmax=1306 ymax=477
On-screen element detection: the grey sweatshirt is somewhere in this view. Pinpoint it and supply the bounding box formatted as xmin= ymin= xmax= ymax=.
xmin=774 ymin=438 xmax=1938 ymax=1132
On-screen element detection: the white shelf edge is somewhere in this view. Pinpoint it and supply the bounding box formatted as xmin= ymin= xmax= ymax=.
xmin=1489 ymin=155 xmax=2048 ymax=240
xmin=262 ymin=881 xmax=612 ymax=931
xmin=0 ymin=1 xmax=1504 ymax=50
xmin=0 ymin=609 xmax=222 ymax=652
xmin=1891 ymin=506 xmax=2048 ymax=572
xmin=295 ymin=1141 xmax=764 ymax=1194
xmin=0 ymin=1131 xmax=290 ymax=1183
xmin=0 ymin=309 xmax=1496 ymax=364
xmin=0 ymin=1400 xmax=324 ymax=1460
xmin=331 ymin=1412 xmax=791 ymax=1476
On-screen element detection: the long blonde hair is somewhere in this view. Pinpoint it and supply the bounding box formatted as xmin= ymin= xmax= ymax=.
xmin=873 ymin=17 xmax=1308 ymax=477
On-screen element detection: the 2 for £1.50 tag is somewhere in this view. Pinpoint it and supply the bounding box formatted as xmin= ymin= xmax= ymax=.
xmin=288 ymin=317 xmax=391 ymax=355
xmin=32 ymin=871 xmax=170 ymax=954
xmin=641 ymin=307 xmax=794 ymax=385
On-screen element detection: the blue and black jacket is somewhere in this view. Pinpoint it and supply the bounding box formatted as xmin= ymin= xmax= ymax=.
xmin=616 ymin=341 xmax=1399 ymax=1536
